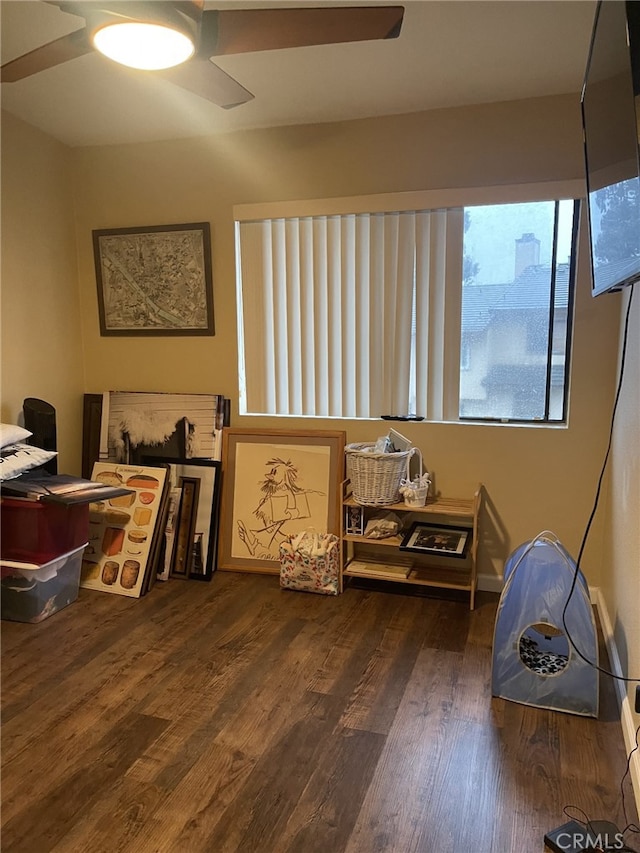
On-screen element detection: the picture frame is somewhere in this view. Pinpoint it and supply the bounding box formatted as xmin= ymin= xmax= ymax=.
xmin=143 ymin=457 xmax=222 ymax=581
xmin=344 ymin=504 xmax=364 ymax=536
xmin=80 ymin=462 xmax=170 ymax=598
xmin=170 ymin=476 xmax=200 ymax=578
xmin=92 ymin=222 xmax=214 ymax=336
xmin=96 ymin=391 xmax=228 ymax=467
xmin=399 ymin=522 xmax=470 ymax=558
xmin=218 ymin=428 xmax=346 ymax=574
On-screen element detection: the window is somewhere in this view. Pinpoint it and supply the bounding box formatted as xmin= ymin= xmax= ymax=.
xmin=235 ymin=192 xmax=579 ymax=424
xmin=459 ymin=199 xmax=577 ymax=422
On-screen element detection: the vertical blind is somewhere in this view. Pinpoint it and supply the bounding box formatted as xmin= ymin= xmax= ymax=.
xmin=236 ymin=208 xmax=463 ymax=418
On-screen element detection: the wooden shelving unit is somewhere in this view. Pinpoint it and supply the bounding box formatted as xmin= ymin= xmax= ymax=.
xmin=341 ymin=482 xmax=482 ymax=609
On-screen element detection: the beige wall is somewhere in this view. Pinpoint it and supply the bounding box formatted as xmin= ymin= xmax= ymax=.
xmin=69 ymin=92 xmax=621 ymax=586
xmin=602 ymin=288 xmax=640 ymax=742
xmin=0 ymin=93 xmax=627 ymax=590
xmin=1 ymin=112 xmax=85 ymax=473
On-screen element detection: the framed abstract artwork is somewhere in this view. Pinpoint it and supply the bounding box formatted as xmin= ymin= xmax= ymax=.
xmin=93 ymin=222 xmax=214 ymax=336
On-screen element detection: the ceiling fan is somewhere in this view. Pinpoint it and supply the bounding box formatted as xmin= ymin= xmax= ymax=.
xmin=0 ymin=1 xmax=404 ymax=109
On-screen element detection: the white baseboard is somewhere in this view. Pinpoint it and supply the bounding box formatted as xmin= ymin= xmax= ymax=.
xmin=592 ymin=586 xmax=640 ymax=820
xmin=477 ymin=572 xmax=504 ymax=594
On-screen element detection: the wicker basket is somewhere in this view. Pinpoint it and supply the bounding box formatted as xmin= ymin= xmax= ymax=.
xmin=345 ymin=442 xmax=415 ymax=506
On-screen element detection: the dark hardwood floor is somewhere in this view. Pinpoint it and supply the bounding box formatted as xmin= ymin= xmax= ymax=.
xmin=1 ymin=572 xmax=637 ymax=853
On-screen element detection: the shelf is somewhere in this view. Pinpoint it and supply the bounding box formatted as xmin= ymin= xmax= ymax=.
xmin=343 ymin=532 xmax=404 ymax=547
xmin=341 ymin=481 xmax=482 ymax=610
xmin=342 ymin=493 xmax=475 ymax=517
xmin=345 ymin=560 xmax=473 ymax=591
xmin=345 ymin=558 xmax=472 ymax=587
xmin=346 ymin=560 xmax=411 ymax=581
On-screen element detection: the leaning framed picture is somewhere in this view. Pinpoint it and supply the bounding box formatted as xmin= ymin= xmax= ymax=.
xmin=143 ymin=457 xmax=222 ymax=581
xmin=218 ymin=429 xmax=346 ymax=574
xmin=81 ymin=462 xmax=170 ymax=597
xmin=93 ymin=222 xmax=214 ymax=336
xmin=399 ymin=522 xmax=470 ymax=558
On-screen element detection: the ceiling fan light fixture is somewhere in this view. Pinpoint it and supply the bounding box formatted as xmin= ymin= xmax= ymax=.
xmin=92 ymin=21 xmax=195 ymax=71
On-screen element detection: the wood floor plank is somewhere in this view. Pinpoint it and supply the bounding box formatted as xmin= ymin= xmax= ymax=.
xmin=344 ymin=646 xmax=462 ymax=853
xmin=417 ymin=714 xmax=548 ymax=851
xmin=2 ymin=711 xmax=169 ymax=853
xmin=451 ymin=594 xmax=501 ymax=724
xmin=1 ymin=648 xmax=173 ymax=824
xmin=338 ymin=594 xmax=435 ymax=735
xmin=305 ymin=589 xmax=401 ymax=697
xmin=199 ymin=693 xmax=354 ymax=853
xmin=0 ymin=576 xmax=267 ymax=820
xmin=276 ymin=726 xmax=387 ymax=853
xmin=48 ymin=778 xmax=167 ymax=853
xmin=124 ymin=740 xmax=261 ymax=852
xmin=0 ymin=581 xmax=194 ymax=710
xmin=1 ymin=586 xmax=226 ymax=766
xmin=1 ymin=572 xmax=636 ymax=853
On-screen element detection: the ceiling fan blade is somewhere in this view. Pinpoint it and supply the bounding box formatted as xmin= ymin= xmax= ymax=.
xmin=0 ymin=27 xmax=91 ymax=83
xmin=158 ymin=58 xmax=254 ymax=109
xmin=201 ymin=6 xmax=404 ymax=57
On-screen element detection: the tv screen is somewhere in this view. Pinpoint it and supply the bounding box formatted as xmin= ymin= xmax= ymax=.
xmin=581 ymin=0 xmax=640 ymax=296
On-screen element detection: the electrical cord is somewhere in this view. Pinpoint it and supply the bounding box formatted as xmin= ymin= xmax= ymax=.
xmin=620 ymin=723 xmax=640 ymax=841
xmin=561 ymin=282 xmax=639 ymax=683
xmin=562 ymin=793 xmax=640 ymax=852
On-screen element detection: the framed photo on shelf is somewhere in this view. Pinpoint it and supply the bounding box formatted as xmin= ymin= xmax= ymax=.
xmin=218 ymin=429 xmax=346 ymax=574
xmin=93 ymin=222 xmax=214 ymax=336
xmin=399 ymin=522 xmax=470 ymax=558
xmin=344 ymin=504 xmax=364 ymax=536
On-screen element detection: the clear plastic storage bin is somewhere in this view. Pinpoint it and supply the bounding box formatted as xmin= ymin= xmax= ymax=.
xmin=0 ymin=543 xmax=86 ymax=623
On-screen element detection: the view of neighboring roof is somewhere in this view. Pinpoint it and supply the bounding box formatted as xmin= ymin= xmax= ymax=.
xmin=462 ymin=263 xmax=571 ymax=333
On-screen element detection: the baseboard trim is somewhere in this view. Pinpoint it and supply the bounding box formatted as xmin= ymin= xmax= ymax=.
xmin=592 ymin=586 xmax=640 ymax=819
xmin=477 ymin=572 xmax=504 ymax=594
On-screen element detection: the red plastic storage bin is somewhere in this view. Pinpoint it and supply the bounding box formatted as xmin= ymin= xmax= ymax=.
xmin=0 ymin=497 xmax=89 ymax=563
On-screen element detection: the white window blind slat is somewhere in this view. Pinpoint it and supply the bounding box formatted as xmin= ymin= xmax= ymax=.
xmin=413 ymin=211 xmax=432 ymax=418
xmin=355 ymin=214 xmax=371 ymax=418
xmin=271 ymin=220 xmax=289 ymax=414
xmin=381 ymin=214 xmax=399 ymax=416
xmin=391 ymin=212 xmax=417 ymax=416
xmin=312 ymin=219 xmax=329 ymax=416
xmin=300 ymin=218 xmax=316 ymax=415
xmin=327 ymin=217 xmax=343 ymax=417
xmin=284 ymin=219 xmax=302 ymax=415
xmin=368 ymin=214 xmax=386 ymax=418
xmin=341 ymin=215 xmax=357 ymax=418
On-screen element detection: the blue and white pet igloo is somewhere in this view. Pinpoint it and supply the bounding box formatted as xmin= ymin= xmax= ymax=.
xmin=491 ymin=531 xmax=599 ymax=717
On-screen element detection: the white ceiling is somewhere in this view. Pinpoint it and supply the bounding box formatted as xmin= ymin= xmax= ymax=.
xmin=0 ymin=0 xmax=598 ymax=148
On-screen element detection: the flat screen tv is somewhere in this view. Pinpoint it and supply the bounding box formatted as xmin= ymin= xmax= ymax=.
xmin=581 ymin=0 xmax=640 ymax=296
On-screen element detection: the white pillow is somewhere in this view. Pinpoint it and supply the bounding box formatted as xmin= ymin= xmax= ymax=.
xmin=0 ymin=423 xmax=32 ymax=449
xmin=0 ymin=443 xmax=57 ymax=481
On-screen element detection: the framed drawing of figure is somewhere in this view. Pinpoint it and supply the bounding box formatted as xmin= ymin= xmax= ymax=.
xmin=218 ymin=429 xmax=345 ymax=574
